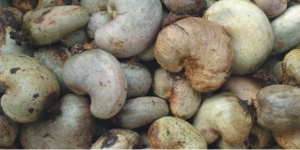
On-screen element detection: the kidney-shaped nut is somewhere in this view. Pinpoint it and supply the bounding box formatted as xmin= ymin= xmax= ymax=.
xmin=121 ymin=62 xmax=152 ymax=98
xmin=253 ymin=0 xmax=287 ymax=18
xmin=91 ymin=129 xmax=139 ymax=149
xmin=94 ymin=0 xmax=163 ymax=58
xmin=62 ymin=49 xmax=127 ymax=119
xmin=22 ymin=5 xmax=89 ymax=46
xmin=271 ymin=5 xmax=300 ymax=55
xmin=161 ymin=0 xmax=205 ymax=15
xmin=19 ymin=94 xmax=97 ymax=149
xmin=193 ymin=92 xmax=253 ymax=144
xmin=153 ymin=67 xmax=201 ymax=120
xmin=281 ymin=49 xmax=300 ymax=87
xmin=0 ymin=115 xmax=19 ymax=147
xmin=155 ymin=17 xmax=233 ymax=93
xmin=111 ymin=96 xmax=169 ymax=129
xmin=0 ymin=54 xmax=60 ymax=123
xmin=273 ymin=129 xmax=300 ymax=149
xmin=204 ymin=0 xmax=274 ymax=75
xmin=148 ymin=116 xmax=207 ymax=149
xmin=256 ymin=84 xmax=300 ymax=131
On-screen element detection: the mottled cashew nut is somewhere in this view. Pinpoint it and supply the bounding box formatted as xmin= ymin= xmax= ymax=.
xmin=193 ymin=92 xmax=252 ymax=144
xmin=19 ymin=94 xmax=97 ymax=149
xmin=148 ymin=116 xmax=207 ymax=149
xmin=0 ymin=54 xmax=60 ymax=123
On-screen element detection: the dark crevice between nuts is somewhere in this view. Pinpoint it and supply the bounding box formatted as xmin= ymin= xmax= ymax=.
xmin=9 ymin=30 xmax=29 ymax=46
xmin=238 ymin=99 xmax=257 ymax=118
xmin=163 ymin=12 xmax=200 ymax=27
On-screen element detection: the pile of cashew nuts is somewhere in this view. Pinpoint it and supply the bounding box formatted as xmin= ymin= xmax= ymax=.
xmin=1 ymin=0 xmax=300 ymax=149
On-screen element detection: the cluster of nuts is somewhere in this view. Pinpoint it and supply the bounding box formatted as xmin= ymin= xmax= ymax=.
xmin=1 ymin=0 xmax=300 ymax=149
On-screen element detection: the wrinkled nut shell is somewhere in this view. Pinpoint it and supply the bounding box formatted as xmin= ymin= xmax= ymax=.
xmin=256 ymin=84 xmax=300 ymax=131
xmin=154 ymin=17 xmax=233 ymax=93
xmin=148 ymin=116 xmax=207 ymax=149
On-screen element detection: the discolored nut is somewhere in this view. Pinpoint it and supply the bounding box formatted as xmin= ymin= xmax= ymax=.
xmin=273 ymin=129 xmax=300 ymax=149
xmin=161 ymin=0 xmax=205 ymax=15
xmin=94 ymin=0 xmax=164 ymax=58
xmin=91 ymin=129 xmax=139 ymax=149
xmin=148 ymin=116 xmax=207 ymax=149
xmin=252 ymin=0 xmax=288 ymax=18
xmin=19 ymin=94 xmax=97 ymax=149
xmin=193 ymin=92 xmax=253 ymax=144
xmin=256 ymin=84 xmax=300 ymax=131
xmin=154 ymin=17 xmax=233 ymax=93
xmin=204 ymin=0 xmax=274 ymax=75
xmin=11 ymin=0 xmax=38 ymax=13
xmin=0 ymin=115 xmax=19 ymax=147
xmin=22 ymin=5 xmax=89 ymax=46
xmin=0 ymin=7 xmax=23 ymax=30
xmin=33 ymin=44 xmax=72 ymax=95
xmin=0 ymin=26 xmax=32 ymax=56
xmin=271 ymin=5 xmax=300 ymax=55
xmin=0 ymin=54 xmax=60 ymax=123
xmin=281 ymin=49 xmax=300 ymax=87
xmin=121 ymin=62 xmax=152 ymax=98
xmin=62 ymin=49 xmax=127 ymax=119
xmin=111 ymin=96 xmax=169 ymax=129
xmin=221 ymin=75 xmax=262 ymax=105
xmin=153 ymin=67 xmax=201 ymax=120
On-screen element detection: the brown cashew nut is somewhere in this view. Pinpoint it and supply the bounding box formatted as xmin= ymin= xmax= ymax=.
xmin=154 ymin=17 xmax=233 ymax=93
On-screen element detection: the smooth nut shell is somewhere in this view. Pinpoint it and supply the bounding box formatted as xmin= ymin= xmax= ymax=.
xmin=111 ymin=96 xmax=169 ymax=129
xmin=148 ymin=116 xmax=207 ymax=149
xmin=204 ymin=0 xmax=274 ymax=75
xmin=22 ymin=5 xmax=89 ymax=46
xmin=154 ymin=17 xmax=233 ymax=93
xmin=273 ymin=129 xmax=300 ymax=149
xmin=62 ymin=49 xmax=127 ymax=119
